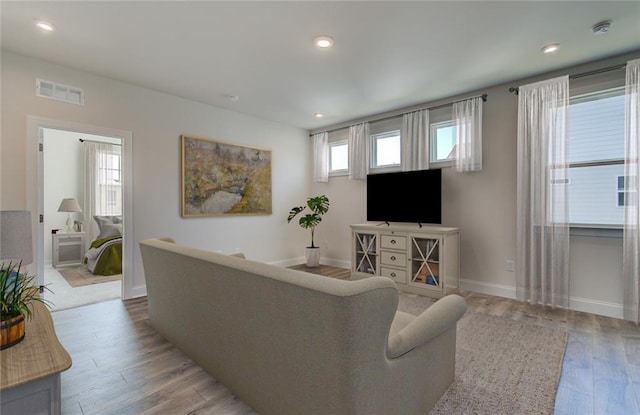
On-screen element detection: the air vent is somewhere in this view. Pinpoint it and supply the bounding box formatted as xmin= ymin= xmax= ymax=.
xmin=36 ymin=78 xmax=84 ymax=105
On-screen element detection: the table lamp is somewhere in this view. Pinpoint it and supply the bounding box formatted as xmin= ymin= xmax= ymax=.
xmin=57 ymin=198 xmax=82 ymax=232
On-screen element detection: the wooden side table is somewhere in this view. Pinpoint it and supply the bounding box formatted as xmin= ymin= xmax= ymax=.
xmin=0 ymin=301 xmax=72 ymax=415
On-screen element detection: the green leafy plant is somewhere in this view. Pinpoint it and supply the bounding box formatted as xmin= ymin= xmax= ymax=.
xmin=287 ymin=195 xmax=330 ymax=248
xmin=0 ymin=261 xmax=51 ymax=322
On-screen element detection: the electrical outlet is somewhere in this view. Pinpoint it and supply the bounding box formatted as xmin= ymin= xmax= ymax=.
xmin=505 ymin=260 xmax=515 ymax=272
xmin=324 ymin=240 xmax=329 ymax=249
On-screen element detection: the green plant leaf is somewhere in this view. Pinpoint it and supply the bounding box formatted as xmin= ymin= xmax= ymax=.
xmin=287 ymin=195 xmax=329 ymax=248
xmin=1 ymin=261 xmax=53 ymax=321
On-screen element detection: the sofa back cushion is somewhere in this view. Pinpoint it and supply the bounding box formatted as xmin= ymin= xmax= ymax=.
xmin=139 ymin=238 xmax=399 ymax=414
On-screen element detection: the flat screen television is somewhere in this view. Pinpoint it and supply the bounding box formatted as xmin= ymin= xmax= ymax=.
xmin=366 ymin=169 xmax=441 ymax=225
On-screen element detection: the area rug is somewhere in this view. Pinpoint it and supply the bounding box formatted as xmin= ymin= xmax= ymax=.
xmin=429 ymin=311 xmax=567 ymax=414
xmin=58 ymin=267 xmax=122 ymax=287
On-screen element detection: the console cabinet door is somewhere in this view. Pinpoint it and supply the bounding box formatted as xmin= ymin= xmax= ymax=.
xmin=409 ymin=234 xmax=443 ymax=293
xmin=353 ymin=232 xmax=378 ymax=275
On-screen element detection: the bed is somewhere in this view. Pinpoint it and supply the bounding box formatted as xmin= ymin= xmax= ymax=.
xmin=84 ymin=215 xmax=123 ymax=276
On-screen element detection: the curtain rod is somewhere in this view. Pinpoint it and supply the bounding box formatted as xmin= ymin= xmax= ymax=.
xmin=508 ymin=63 xmax=627 ymax=95
xmin=79 ymin=138 xmax=122 ymax=146
xmin=309 ymin=93 xmax=487 ymax=137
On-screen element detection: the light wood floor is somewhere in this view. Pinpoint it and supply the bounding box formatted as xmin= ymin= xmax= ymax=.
xmin=50 ymin=265 xmax=639 ymax=414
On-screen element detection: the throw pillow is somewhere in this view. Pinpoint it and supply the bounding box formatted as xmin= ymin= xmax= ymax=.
xmin=97 ymin=223 xmax=122 ymax=240
xmin=94 ymin=215 xmax=123 ymax=239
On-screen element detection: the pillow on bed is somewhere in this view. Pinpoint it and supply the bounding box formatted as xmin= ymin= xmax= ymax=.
xmin=94 ymin=215 xmax=123 ymax=239
xmin=98 ymin=223 xmax=122 ymax=239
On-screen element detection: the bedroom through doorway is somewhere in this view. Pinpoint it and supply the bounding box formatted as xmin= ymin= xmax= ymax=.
xmin=41 ymin=127 xmax=123 ymax=311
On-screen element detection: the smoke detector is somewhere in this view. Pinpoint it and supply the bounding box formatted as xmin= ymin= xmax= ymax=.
xmin=592 ymin=21 xmax=612 ymax=35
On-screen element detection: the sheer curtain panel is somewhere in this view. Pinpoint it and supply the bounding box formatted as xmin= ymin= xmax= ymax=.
xmin=312 ymin=132 xmax=329 ymax=183
xmin=516 ymin=75 xmax=570 ymax=308
xmin=454 ymin=96 xmax=483 ymax=172
xmin=84 ymin=141 xmax=122 ymax=243
xmin=623 ymin=59 xmax=640 ymax=323
xmin=401 ymin=109 xmax=430 ymax=171
xmin=348 ymin=123 xmax=369 ymax=180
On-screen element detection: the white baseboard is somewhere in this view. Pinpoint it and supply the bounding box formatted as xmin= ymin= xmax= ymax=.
xmin=460 ymin=278 xmax=625 ymax=320
xmin=569 ymin=296 xmax=624 ymax=320
xmin=321 ymin=258 xmax=351 ymax=269
xmin=460 ymin=278 xmax=517 ymax=300
xmin=127 ymin=285 xmax=147 ymax=300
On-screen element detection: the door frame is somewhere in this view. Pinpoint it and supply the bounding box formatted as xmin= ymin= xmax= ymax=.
xmin=26 ymin=116 xmax=134 ymax=299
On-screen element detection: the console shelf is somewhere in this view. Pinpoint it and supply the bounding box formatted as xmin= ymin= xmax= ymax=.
xmin=350 ymin=223 xmax=460 ymax=298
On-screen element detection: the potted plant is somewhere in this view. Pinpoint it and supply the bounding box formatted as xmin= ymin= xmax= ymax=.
xmin=287 ymin=195 xmax=330 ymax=267
xmin=0 ymin=261 xmax=51 ymax=350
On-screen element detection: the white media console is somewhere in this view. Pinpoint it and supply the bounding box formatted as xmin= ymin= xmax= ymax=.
xmin=350 ymin=223 xmax=460 ymax=298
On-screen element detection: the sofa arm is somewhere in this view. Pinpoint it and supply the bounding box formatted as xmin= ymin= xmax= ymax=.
xmin=387 ymin=294 xmax=467 ymax=359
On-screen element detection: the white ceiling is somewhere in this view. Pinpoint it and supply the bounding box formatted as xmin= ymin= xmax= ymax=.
xmin=2 ymin=1 xmax=639 ymax=130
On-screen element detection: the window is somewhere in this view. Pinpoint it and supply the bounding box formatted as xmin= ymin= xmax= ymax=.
xmin=618 ymin=176 xmax=638 ymax=207
xmin=565 ymin=86 xmax=625 ymax=226
xmin=430 ymin=120 xmax=457 ymax=163
xmin=329 ymin=140 xmax=348 ymax=173
xmin=107 ymin=189 xmax=119 ymax=207
xmin=97 ymin=148 xmax=122 ymax=215
xmin=370 ymin=130 xmax=400 ymax=168
xmin=100 ymin=152 xmax=121 ymax=185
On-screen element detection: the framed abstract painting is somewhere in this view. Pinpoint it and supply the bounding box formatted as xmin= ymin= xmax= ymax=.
xmin=181 ymin=135 xmax=272 ymax=217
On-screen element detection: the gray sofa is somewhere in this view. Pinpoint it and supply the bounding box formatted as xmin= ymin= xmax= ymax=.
xmin=139 ymin=238 xmax=467 ymax=415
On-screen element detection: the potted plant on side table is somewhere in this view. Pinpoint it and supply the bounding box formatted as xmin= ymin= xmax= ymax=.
xmin=0 ymin=262 xmax=51 ymax=350
xmin=287 ymin=195 xmax=330 ymax=267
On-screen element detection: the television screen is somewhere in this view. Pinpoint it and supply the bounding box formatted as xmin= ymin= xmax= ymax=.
xmin=366 ymin=169 xmax=441 ymax=224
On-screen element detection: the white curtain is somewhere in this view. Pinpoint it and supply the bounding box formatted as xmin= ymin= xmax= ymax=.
xmin=623 ymin=58 xmax=640 ymax=323
xmin=348 ymin=123 xmax=369 ymax=180
xmin=312 ymin=132 xmax=329 ymax=183
xmin=84 ymin=141 xmax=122 ymax=243
xmin=401 ymin=109 xmax=430 ymax=171
xmin=453 ymin=96 xmax=483 ymax=172
xmin=516 ymin=75 xmax=570 ymax=308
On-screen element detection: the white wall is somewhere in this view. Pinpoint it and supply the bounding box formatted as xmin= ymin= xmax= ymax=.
xmin=42 ymin=128 xmax=84 ymax=264
xmin=1 ymin=51 xmax=310 ymax=297
xmin=312 ymin=50 xmax=640 ymax=319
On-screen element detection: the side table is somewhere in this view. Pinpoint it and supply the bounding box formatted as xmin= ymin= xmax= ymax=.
xmin=52 ymin=232 xmax=86 ymax=268
xmin=0 ymin=301 xmax=72 ymax=415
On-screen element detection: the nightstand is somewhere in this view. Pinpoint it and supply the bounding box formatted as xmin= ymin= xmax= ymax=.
xmin=52 ymin=232 xmax=86 ymax=268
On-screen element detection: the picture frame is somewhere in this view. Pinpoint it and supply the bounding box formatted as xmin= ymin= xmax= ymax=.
xmin=181 ymin=135 xmax=272 ymax=217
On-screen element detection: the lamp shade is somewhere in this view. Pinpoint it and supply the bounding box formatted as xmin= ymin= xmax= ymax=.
xmin=0 ymin=210 xmax=33 ymax=266
xmin=57 ymin=198 xmax=82 ymax=213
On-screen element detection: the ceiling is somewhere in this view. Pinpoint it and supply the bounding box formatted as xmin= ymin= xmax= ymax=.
xmin=2 ymin=1 xmax=639 ymax=131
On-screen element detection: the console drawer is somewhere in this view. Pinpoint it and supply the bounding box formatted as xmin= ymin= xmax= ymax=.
xmin=380 ymin=235 xmax=407 ymax=250
xmin=380 ymin=251 xmax=407 ymax=266
xmin=380 ymin=267 xmax=407 ymax=283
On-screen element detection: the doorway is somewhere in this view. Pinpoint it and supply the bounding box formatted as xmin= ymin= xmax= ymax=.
xmin=27 ymin=117 xmax=133 ymax=310
xmin=43 ymin=128 xmax=123 ymax=310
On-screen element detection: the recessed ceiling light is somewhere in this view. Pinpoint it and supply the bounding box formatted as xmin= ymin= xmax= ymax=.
xmin=35 ymin=20 xmax=55 ymax=32
xmin=314 ymin=36 xmax=334 ymax=49
xmin=592 ymin=20 xmax=612 ymax=35
xmin=314 ymin=113 xmax=325 ymax=118
xmin=541 ymin=43 xmax=560 ymax=54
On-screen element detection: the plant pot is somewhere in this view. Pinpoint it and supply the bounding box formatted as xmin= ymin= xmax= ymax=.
xmin=1 ymin=314 xmax=26 ymax=350
xmin=305 ymin=247 xmax=320 ymax=267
